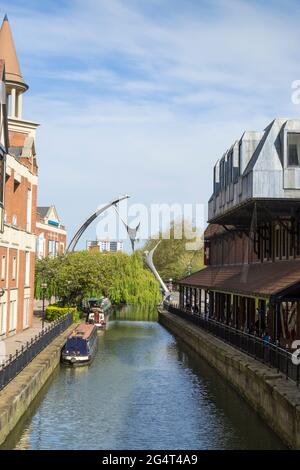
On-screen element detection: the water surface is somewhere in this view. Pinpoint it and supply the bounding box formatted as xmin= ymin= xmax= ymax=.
xmin=2 ymin=306 xmax=285 ymax=450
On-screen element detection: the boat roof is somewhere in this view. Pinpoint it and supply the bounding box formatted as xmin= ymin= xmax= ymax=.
xmin=69 ymin=323 xmax=96 ymax=340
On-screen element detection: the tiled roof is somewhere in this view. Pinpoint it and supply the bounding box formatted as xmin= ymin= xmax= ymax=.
xmin=178 ymin=260 xmax=300 ymax=298
xmin=204 ymin=224 xmax=234 ymax=239
xmin=37 ymin=206 xmax=50 ymax=218
xmin=0 ymin=16 xmax=26 ymax=87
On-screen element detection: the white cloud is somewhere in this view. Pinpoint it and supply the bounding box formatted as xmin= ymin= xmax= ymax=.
xmin=1 ymin=0 xmax=300 ymax=246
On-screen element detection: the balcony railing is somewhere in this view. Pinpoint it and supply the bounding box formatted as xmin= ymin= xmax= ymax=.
xmin=0 ymin=313 xmax=73 ymax=391
xmin=164 ymin=303 xmax=300 ymax=386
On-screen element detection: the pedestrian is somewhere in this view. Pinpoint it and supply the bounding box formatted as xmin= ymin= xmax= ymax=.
xmin=263 ymin=331 xmax=271 ymax=344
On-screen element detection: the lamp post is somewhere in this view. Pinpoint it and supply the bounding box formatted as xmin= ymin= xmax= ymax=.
xmin=41 ymin=282 xmax=48 ymax=330
xmin=66 ymin=280 xmax=72 ymax=318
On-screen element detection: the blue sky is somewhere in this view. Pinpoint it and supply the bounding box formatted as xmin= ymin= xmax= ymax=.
xmin=1 ymin=0 xmax=300 ymax=248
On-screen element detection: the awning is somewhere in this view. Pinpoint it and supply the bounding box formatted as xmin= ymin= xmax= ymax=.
xmin=178 ymin=260 xmax=300 ymax=299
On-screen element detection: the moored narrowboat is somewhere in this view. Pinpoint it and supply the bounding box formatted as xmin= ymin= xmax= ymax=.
xmin=61 ymin=323 xmax=98 ymax=366
xmin=86 ymin=297 xmax=112 ymax=328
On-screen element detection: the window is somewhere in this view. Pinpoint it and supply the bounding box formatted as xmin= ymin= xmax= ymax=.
xmin=48 ymin=240 xmax=54 ymax=257
xmin=23 ymin=298 xmax=30 ymax=329
xmin=213 ymin=166 xmax=217 ymax=193
xmin=238 ymin=140 xmax=242 ymax=175
xmin=26 ymin=188 xmax=32 ymax=232
xmin=220 ymin=161 xmax=223 ymax=189
xmin=54 ymin=241 xmax=59 ymax=256
xmin=0 ymin=302 xmax=6 ymax=335
xmin=227 ymin=151 xmax=233 ymax=184
xmin=288 ymin=133 xmax=300 ymax=166
xmin=220 ymin=158 xmax=226 ymax=189
xmin=282 ymin=227 xmax=287 ymax=258
xmin=1 ymin=255 xmax=5 ymax=280
xmin=12 ymin=256 xmax=17 ymax=281
xmin=25 ymin=252 xmax=30 ymax=286
xmin=275 ymin=226 xmax=280 ymax=258
xmin=9 ymin=300 xmax=16 ymax=331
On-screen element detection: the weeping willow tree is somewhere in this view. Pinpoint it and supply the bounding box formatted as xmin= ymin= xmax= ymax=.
xmin=34 ymin=256 xmax=62 ymax=300
xmin=34 ymin=251 xmax=161 ymax=306
xmin=141 ymin=219 xmax=204 ymax=280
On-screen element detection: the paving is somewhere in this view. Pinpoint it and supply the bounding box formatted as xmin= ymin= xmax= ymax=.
xmin=0 ymin=314 xmax=44 ymax=364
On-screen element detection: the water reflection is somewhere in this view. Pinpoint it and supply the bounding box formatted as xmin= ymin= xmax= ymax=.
xmin=110 ymin=304 xmax=158 ymax=322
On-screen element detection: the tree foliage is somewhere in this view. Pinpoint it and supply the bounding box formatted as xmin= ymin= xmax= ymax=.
xmin=35 ymin=251 xmax=161 ymax=307
xmin=142 ymin=220 xmax=204 ymax=280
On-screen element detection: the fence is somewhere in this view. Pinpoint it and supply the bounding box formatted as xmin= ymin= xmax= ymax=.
xmin=164 ymin=303 xmax=300 ymax=386
xmin=0 ymin=313 xmax=73 ymax=391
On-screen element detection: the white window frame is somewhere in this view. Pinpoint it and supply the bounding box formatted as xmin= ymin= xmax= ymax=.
xmin=0 ymin=302 xmax=6 ymax=335
xmin=26 ymin=187 xmax=32 ymax=232
xmin=12 ymin=256 xmax=17 ymax=281
xmin=23 ymin=297 xmax=30 ymax=329
xmin=25 ymin=251 xmax=30 ymax=287
xmin=1 ymin=255 xmax=5 ymax=281
xmin=9 ymin=300 xmax=16 ymax=331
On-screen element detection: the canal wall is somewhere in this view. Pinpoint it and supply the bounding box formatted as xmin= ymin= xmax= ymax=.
xmin=0 ymin=323 xmax=76 ymax=446
xmin=159 ymin=308 xmax=300 ymax=449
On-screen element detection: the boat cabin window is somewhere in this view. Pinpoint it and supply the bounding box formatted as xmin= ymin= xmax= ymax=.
xmin=288 ymin=133 xmax=300 ymax=166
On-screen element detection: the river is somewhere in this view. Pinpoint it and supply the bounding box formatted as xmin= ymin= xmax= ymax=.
xmin=2 ymin=306 xmax=285 ymax=450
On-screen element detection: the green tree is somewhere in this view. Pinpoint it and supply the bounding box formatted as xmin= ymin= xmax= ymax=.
xmin=142 ymin=219 xmax=204 ymax=280
xmin=34 ymin=251 xmax=161 ymax=306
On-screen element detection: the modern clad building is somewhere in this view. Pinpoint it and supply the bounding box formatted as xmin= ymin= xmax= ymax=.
xmin=87 ymin=239 xmax=123 ymax=253
xmin=179 ymin=118 xmax=300 ymax=348
xmin=0 ymin=16 xmax=38 ymax=337
xmin=36 ymin=206 xmax=67 ymax=258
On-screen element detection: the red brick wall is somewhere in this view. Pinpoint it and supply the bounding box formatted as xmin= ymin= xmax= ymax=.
xmin=0 ymin=158 xmax=37 ymax=335
xmin=36 ymin=223 xmax=67 ymax=257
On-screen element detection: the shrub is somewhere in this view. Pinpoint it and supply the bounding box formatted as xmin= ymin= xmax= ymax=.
xmin=45 ymin=305 xmax=80 ymax=322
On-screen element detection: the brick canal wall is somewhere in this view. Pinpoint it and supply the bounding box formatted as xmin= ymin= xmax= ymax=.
xmin=0 ymin=323 xmax=77 ymax=446
xmin=159 ymin=308 xmax=300 ymax=449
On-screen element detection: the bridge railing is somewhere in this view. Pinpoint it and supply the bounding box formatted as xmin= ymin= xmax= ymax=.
xmin=0 ymin=313 xmax=73 ymax=391
xmin=164 ymin=303 xmax=300 ymax=386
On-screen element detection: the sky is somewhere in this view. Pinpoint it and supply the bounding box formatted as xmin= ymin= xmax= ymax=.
xmin=1 ymin=0 xmax=300 ymax=249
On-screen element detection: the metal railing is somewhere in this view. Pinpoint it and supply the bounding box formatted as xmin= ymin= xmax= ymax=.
xmin=164 ymin=303 xmax=300 ymax=386
xmin=0 ymin=313 xmax=73 ymax=391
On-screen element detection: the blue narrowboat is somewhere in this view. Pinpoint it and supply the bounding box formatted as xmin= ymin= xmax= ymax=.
xmin=61 ymin=323 xmax=98 ymax=366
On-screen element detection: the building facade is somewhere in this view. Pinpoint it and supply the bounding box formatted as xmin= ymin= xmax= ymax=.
xmin=179 ymin=118 xmax=300 ymax=349
xmin=87 ymin=239 xmax=123 ymax=253
xmin=36 ymin=206 xmax=67 ymax=258
xmin=0 ymin=16 xmax=38 ymax=337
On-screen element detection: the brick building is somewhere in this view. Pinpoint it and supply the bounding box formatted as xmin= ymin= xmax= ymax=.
xmin=0 ymin=16 xmax=38 ymax=337
xmin=36 ymin=206 xmax=67 ymax=258
xmin=178 ymin=118 xmax=300 ymax=348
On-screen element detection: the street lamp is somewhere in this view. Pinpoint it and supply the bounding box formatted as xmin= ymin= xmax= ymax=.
xmin=41 ymin=282 xmax=48 ymax=330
